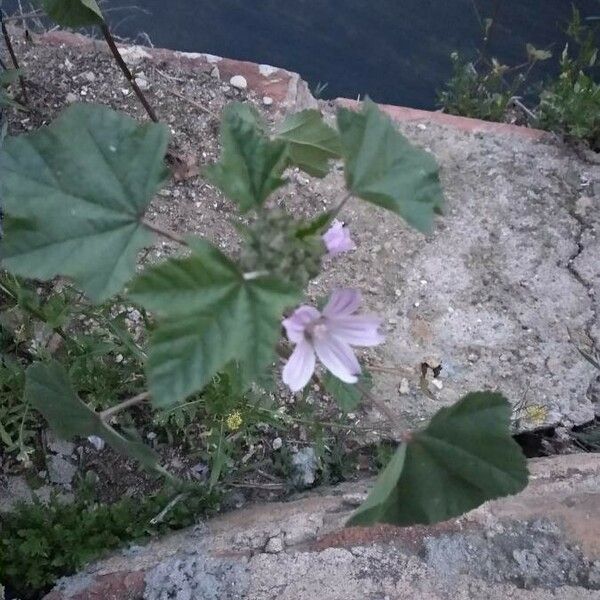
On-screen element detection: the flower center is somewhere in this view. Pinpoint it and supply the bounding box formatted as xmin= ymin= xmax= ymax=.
xmin=306 ymin=319 xmax=328 ymax=342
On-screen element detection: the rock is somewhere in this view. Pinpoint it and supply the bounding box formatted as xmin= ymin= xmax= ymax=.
xmin=43 ymin=454 xmax=600 ymax=599
xmin=65 ymin=92 xmax=78 ymax=103
xmin=264 ymin=536 xmax=284 ymax=553
xmin=210 ymin=66 xmax=220 ymax=79
xmin=135 ymin=75 xmax=149 ymax=90
xmin=262 ymin=96 xmax=273 ymax=106
xmin=87 ymin=435 xmax=105 ymax=451
xmin=83 ymin=71 xmax=96 ymax=82
xmin=46 ymin=432 xmax=75 ymax=456
xmin=290 ymin=447 xmax=318 ymax=488
xmin=272 ymin=437 xmax=283 ymax=450
xmin=48 ymin=455 xmax=77 ymax=487
xmin=229 ymin=75 xmax=248 ymax=90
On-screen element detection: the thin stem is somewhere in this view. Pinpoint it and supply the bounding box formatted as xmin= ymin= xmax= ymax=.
xmin=142 ymin=219 xmax=187 ymax=245
xmin=355 ymin=381 xmax=401 ymax=432
xmin=100 ymin=391 xmax=150 ymax=421
xmin=331 ymin=192 xmax=353 ymax=219
xmin=0 ymin=10 xmax=28 ymax=104
xmin=100 ymin=22 xmax=159 ymax=123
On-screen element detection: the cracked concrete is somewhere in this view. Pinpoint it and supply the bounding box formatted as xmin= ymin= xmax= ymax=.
xmin=44 ymin=454 xmax=600 ymax=599
xmin=288 ymin=103 xmax=600 ymax=432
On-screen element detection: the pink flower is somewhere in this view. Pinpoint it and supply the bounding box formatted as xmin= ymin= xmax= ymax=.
xmin=282 ymin=289 xmax=384 ymax=392
xmin=322 ymin=219 xmax=356 ymax=256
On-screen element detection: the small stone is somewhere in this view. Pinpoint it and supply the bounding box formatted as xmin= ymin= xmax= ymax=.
xmin=87 ymin=435 xmax=105 ymax=451
xmin=47 ymin=432 xmax=75 ymax=456
xmin=65 ymin=92 xmax=78 ymax=103
xmin=83 ymin=71 xmax=96 ymax=82
xmin=262 ymin=96 xmax=274 ymax=106
xmin=121 ymin=88 xmax=130 ymax=96
xmin=135 ymin=76 xmax=149 ymax=90
xmin=210 ymin=65 xmax=220 ymax=79
xmin=146 ymin=431 xmax=157 ymax=440
xmin=417 ymin=123 xmax=427 ymax=130
xmin=272 ymin=437 xmax=283 ymax=450
xmin=399 ymin=378 xmax=410 ymax=395
xmin=290 ymin=447 xmax=318 ymax=489
xmin=265 ymin=536 xmax=284 ymax=553
xmin=48 ymin=455 xmax=77 ymax=486
xmin=115 ymin=353 xmax=124 ymax=363
xmin=230 ymin=75 xmax=248 ymax=90
xmin=431 ymin=378 xmax=443 ymax=390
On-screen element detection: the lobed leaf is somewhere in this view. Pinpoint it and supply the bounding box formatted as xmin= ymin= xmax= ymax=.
xmin=0 ymin=103 xmax=170 ymax=302
xmin=274 ymin=109 xmax=341 ymax=177
xmin=24 ymin=361 xmax=168 ymax=475
xmin=337 ymin=99 xmax=444 ymax=233
xmin=348 ymin=392 xmax=528 ymax=526
xmin=204 ymin=103 xmax=288 ymax=212
xmin=129 ymin=238 xmax=301 ymax=407
xmin=42 ymin=0 xmax=104 ymax=27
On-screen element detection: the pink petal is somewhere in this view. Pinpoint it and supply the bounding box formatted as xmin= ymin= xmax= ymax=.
xmin=282 ymin=340 xmax=316 ymax=392
xmin=314 ymin=335 xmax=361 ymax=384
xmin=322 ymin=289 xmax=361 ymax=319
xmin=322 ymin=220 xmax=356 ymax=256
xmin=329 ymin=315 xmax=385 ymax=347
xmin=282 ymin=306 xmax=320 ymax=343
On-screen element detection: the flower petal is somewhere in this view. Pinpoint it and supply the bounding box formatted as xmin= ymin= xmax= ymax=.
xmin=329 ymin=315 xmax=385 ymax=347
xmin=282 ymin=305 xmax=321 ymax=343
xmin=282 ymin=340 xmax=316 ymax=392
xmin=322 ymin=289 xmax=361 ymax=319
xmin=314 ymin=335 xmax=361 ymax=384
xmin=322 ymin=220 xmax=356 ymax=256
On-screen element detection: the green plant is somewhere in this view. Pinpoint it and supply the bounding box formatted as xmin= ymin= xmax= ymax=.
xmin=537 ymin=8 xmax=600 ymax=150
xmin=0 ymin=485 xmax=219 ymax=599
xmin=438 ymin=52 xmax=522 ymax=122
xmin=1 ymin=97 xmax=527 ymax=532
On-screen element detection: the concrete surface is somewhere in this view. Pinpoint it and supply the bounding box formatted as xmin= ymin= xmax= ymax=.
xmin=44 ymin=454 xmax=600 ymax=599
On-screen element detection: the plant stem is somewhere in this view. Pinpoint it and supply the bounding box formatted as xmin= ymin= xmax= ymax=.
xmin=0 ymin=10 xmax=28 ymax=104
xmin=100 ymin=391 xmax=150 ymax=421
xmin=100 ymin=22 xmax=159 ymax=123
xmin=142 ymin=219 xmax=187 ymax=245
xmin=331 ymin=192 xmax=353 ymax=219
xmin=354 ymin=380 xmax=401 ymax=432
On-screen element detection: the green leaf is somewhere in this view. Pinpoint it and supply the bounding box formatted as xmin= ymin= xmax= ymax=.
xmin=295 ymin=210 xmax=334 ymax=239
xmin=1 ymin=103 xmax=170 ymax=302
xmin=129 ymin=238 xmax=301 ymax=407
xmin=348 ymin=392 xmax=528 ymax=526
xmin=323 ymin=370 xmax=373 ymax=412
xmin=24 ymin=360 xmax=169 ymax=476
xmin=274 ymin=109 xmax=341 ymax=177
xmin=204 ymin=102 xmax=288 ymax=212
xmin=337 ymin=99 xmax=443 ymax=233
xmin=42 ymin=0 xmax=104 ymax=27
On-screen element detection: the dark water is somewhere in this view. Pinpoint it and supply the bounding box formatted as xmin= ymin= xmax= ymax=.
xmin=0 ymin=1 xmax=595 ymax=107
xmin=96 ymin=0 xmax=598 ymax=109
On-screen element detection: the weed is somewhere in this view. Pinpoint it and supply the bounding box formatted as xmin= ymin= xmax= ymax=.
xmin=537 ymin=9 xmax=600 ymax=150
xmin=0 ymin=484 xmax=220 ymax=599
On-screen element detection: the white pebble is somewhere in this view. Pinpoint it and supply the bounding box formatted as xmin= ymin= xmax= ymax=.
xmin=431 ymin=379 xmax=443 ymax=390
xmin=272 ymin=437 xmax=282 ymax=450
xmin=87 ymin=435 xmax=105 ymax=451
xmin=262 ymin=96 xmax=274 ymax=106
xmin=399 ymin=378 xmax=410 ymax=395
xmin=230 ymin=75 xmax=248 ymax=90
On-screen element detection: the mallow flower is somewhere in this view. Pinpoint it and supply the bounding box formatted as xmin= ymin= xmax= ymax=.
xmin=282 ymin=289 xmax=384 ymax=392
xmin=322 ymin=219 xmax=356 ymax=256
